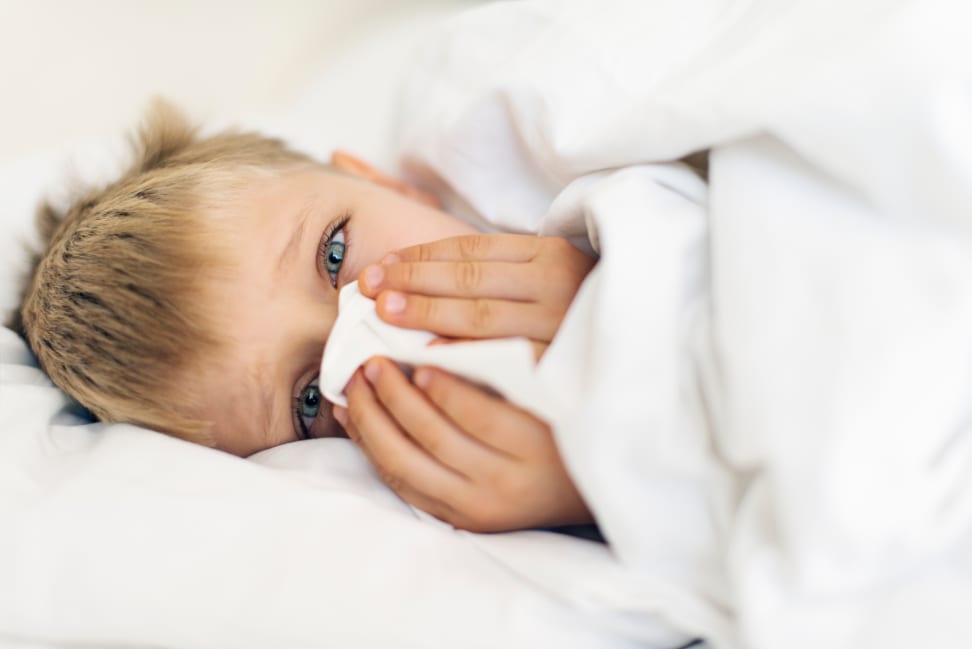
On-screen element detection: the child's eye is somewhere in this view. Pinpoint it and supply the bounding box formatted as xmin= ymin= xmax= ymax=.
xmin=295 ymin=378 xmax=322 ymax=439
xmin=320 ymin=227 xmax=346 ymax=288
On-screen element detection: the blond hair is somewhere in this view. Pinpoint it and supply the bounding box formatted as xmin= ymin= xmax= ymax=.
xmin=10 ymin=101 xmax=315 ymax=443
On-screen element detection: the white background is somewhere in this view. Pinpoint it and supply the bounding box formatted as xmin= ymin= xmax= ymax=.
xmin=0 ymin=0 xmax=468 ymax=163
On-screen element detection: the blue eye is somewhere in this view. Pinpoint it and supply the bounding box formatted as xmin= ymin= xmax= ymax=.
xmin=296 ymin=378 xmax=322 ymax=438
xmin=322 ymin=228 xmax=345 ymax=287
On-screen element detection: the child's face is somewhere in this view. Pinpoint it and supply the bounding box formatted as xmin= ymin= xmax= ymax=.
xmin=196 ymin=166 xmax=477 ymax=456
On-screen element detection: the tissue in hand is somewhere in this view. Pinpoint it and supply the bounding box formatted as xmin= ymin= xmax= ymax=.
xmin=319 ymin=282 xmax=545 ymax=414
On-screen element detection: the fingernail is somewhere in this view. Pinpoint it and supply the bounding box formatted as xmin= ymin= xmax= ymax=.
xmin=364 ymin=359 xmax=380 ymax=383
xmin=413 ymin=367 xmax=431 ymax=389
xmin=363 ymin=265 xmax=383 ymax=290
xmin=382 ymin=291 xmax=406 ymax=314
xmin=333 ymin=406 xmax=348 ymax=426
xmin=381 ymin=253 xmax=400 ymax=265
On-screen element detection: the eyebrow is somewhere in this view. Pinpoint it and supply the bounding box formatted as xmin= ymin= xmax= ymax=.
xmin=276 ymin=197 xmax=315 ymax=274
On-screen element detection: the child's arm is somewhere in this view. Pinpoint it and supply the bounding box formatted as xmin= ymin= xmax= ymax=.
xmin=334 ymin=358 xmax=592 ymax=533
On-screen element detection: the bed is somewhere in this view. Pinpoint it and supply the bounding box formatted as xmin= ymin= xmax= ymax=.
xmin=4 ymin=1 xmax=972 ymax=648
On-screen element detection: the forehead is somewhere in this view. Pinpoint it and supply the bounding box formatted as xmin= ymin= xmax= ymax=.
xmin=215 ymin=165 xmax=366 ymax=215
xmin=212 ymin=167 xmax=328 ymax=227
xmin=199 ymin=168 xmax=339 ymax=281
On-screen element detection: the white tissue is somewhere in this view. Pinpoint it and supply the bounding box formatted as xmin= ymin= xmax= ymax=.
xmin=320 ymin=282 xmax=551 ymax=418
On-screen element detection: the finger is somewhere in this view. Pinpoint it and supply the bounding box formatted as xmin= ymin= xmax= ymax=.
xmin=413 ymin=367 xmax=546 ymax=457
xmin=363 ymin=357 xmax=503 ymax=475
xmin=385 ymin=233 xmax=544 ymax=265
xmin=358 ymin=261 xmax=540 ymax=300
xmin=427 ymin=336 xmax=474 ymax=347
xmin=345 ymin=369 xmax=466 ymax=498
xmin=341 ymin=407 xmax=462 ymax=524
xmin=376 ymin=293 xmax=558 ymax=341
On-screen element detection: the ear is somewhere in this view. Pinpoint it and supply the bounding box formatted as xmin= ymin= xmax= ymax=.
xmin=330 ymin=150 xmax=440 ymax=208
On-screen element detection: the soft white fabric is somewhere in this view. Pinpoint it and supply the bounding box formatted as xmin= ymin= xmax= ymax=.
xmin=0 ymin=326 xmax=682 ymax=649
xmin=0 ymin=4 xmax=685 ymax=649
xmin=1 ymin=323 xmax=657 ymax=649
xmin=6 ymin=0 xmax=972 ymax=648
xmin=395 ymin=0 xmax=972 ymax=647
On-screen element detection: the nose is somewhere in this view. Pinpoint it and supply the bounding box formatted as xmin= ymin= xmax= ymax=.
xmin=308 ymin=299 xmax=339 ymax=341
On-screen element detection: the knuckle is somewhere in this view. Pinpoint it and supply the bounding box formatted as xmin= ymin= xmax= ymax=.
xmin=456 ymin=260 xmax=481 ymax=293
xmin=459 ymin=234 xmax=489 ymax=260
xmin=400 ymin=261 xmax=420 ymax=287
xmin=417 ymin=243 xmax=435 ymax=263
xmin=472 ymin=298 xmax=493 ymax=331
xmin=417 ymin=295 xmax=438 ymax=326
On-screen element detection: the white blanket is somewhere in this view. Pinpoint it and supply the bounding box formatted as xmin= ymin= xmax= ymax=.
xmin=394 ymin=0 xmax=972 ymax=647
xmin=5 ymin=1 xmax=972 ymax=647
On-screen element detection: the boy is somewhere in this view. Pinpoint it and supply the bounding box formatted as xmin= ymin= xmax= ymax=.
xmin=11 ymin=101 xmax=596 ymax=532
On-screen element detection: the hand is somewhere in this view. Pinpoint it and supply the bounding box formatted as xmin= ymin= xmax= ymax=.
xmin=333 ymin=357 xmax=593 ymax=533
xmin=357 ymin=234 xmax=595 ymax=357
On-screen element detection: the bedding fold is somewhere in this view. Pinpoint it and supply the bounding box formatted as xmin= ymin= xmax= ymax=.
xmin=395 ymin=0 xmax=972 ymax=646
xmin=5 ymin=0 xmax=972 ymax=647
